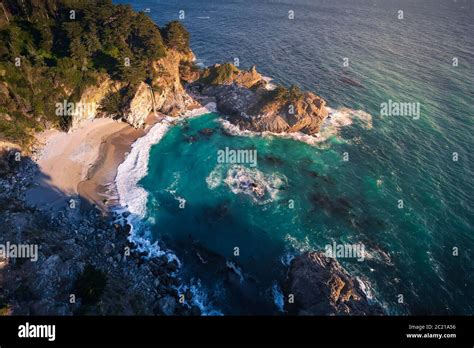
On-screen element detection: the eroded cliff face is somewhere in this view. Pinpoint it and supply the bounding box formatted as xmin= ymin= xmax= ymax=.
xmin=253 ymin=90 xmax=328 ymax=134
xmin=192 ymin=64 xmax=329 ymax=135
xmin=122 ymin=81 xmax=154 ymax=128
xmin=69 ymin=49 xmax=200 ymax=130
xmin=283 ymin=252 xmax=383 ymax=315
xmin=119 ymin=49 xmax=200 ymax=128
xmin=151 ymin=49 xmax=200 ymax=116
xmin=70 ymin=76 xmax=118 ymax=130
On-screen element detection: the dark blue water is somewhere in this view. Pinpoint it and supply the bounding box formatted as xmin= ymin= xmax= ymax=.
xmin=116 ymin=0 xmax=474 ymax=315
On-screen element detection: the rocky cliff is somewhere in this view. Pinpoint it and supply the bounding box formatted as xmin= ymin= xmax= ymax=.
xmin=191 ymin=64 xmax=329 ymax=135
xmin=0 ymin=0 xmax=201 ymax=148
xmin=70 ymin=76 xmax=118 ymax=130
xmin=284 ymin=252 xmax=383 ymax=315
xmin=75 ymin=49 xmax=200 ymax=130
xmin=122 ymin=81 xmax=154 ymax=128
xmin=150 ymin=49 xmax=200 ymax=117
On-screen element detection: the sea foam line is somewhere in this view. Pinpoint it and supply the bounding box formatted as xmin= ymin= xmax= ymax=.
xmin=114 ymin=102 xmax=217 ymax=257
xmin=115 ymin=118 xmax=172 ymax=258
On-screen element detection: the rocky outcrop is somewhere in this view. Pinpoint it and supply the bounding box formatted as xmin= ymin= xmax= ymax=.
xmin=151 ymin=49 xmax=200 ymax=117
xmin=70 ymin=76 xmax=118 ymax=130
xmin=122 ymin=82 xmax=154 ymax=128
xmin=120 ymin=49 xmax=200 ymax=128
xmin=284 ymin=252 xmax=383 ymax=315
xmin=233 ymin=65 xmax=265 ymax=88
xmin=65 ymin=49 xmax=200 ymax=131
xmin=192 ymin=64 xmax=329 ymax=135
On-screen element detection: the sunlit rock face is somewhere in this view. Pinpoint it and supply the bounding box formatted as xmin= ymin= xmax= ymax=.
xmin=192 ymin=64 xmax=329 ymax=135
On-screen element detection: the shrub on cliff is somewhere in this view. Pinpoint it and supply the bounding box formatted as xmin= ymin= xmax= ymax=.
xmin=99 ymin=86 xmax=137 ymax=120
xmin=161 ymin=20 xmax=190 ymax=53
xmin=268 ymin=84 xmax=303 ymax=103
xmin=200 ymin=63 xmax=240 ymax=85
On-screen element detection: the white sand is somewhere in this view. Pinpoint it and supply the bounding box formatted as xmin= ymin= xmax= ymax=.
xmin=26 ymin=118 xmax=130 ymax=209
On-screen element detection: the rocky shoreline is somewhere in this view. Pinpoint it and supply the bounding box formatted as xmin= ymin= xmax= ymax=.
xmin=0 ymin=148 xmax=200 ymax=315
xmin=1 ymin=140 xmax=382 ymax=316
xmin=0 ymin=55 xmax=381 ymax=315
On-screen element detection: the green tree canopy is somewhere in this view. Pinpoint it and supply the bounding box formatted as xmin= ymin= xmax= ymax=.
xmin=161 ymin=20 xmax=190 ymax=52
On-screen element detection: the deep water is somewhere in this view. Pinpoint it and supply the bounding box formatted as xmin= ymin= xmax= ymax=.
xmin=115 ymin=0 xmax=474 ymax=315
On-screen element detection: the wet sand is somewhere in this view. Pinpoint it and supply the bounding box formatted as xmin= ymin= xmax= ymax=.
xmin=77 ymin=125 xmax=144 ymax=211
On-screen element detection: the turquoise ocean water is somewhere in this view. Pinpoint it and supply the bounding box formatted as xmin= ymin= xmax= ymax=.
xmin=115 ymin=0 xmax=474 ymax=315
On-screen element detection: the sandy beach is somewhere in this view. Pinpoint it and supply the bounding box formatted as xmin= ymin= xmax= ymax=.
xmin=25 ymin=116 xmax=161 ymax=211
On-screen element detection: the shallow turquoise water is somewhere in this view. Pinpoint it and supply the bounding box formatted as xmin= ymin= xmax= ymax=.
xmin=118 ymin=0 xmax=474 ymax=314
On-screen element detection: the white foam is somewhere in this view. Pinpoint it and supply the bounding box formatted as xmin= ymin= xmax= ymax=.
xmin=219 ymin=106 xmax=373 ymax=146
xmin=223 ymin=164 xmax=287 ymax=204
xmin=116 ymin=119 xmax=171 ymax=219
xmin=164 ymin=172 xmax=187 ymax=207
xmin=356 ymin=277 xmax=374 ymax=300
xmin=280 ymin=251 xmax=296 ymax=267
xmin=355 ymin=275 xmax=385 ymax=313
xmin=176 ymin=279 xmax=223 ymax=316
xmin=115 ymin=102 xmax=216 ymax=232
xmin=114 ymin=118 xmax=175 ymax=258
xmin=206 ymin=164 xmax=223 ymax=189
xmin=262 ymin=76 xmax=277 ymax=91
xmin=320 ymin=106 xmax=373 ymax=139
xmin=271 ymin=282 xmax=285 ymax=312
xmin=114 ymin=103 xmax=217 ymax=309
xmin=184 ymin=102 xmax=216 ymax=118
xmin=168 ymin=189 xmax=187 ymax=207
xmin=226 ymin=260 xmax=244 ymax=283
xmin=284 ymin=234 xmax=313 ymax=253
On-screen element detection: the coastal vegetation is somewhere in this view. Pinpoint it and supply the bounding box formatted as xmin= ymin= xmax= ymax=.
xmin=199 ymin=63 xmax=240 ymax=85
xmin=161 ymin=20 xmax=190 ymax=53
xmin=0 ymin=0 xmax=190 ymax=147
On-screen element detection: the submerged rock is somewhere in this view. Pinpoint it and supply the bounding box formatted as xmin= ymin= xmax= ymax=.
xmin=198 ymin=128 xmax=214 ymax=137
xmin=158 ymin=295 xmax=177 ymax=316
xmin=284 ymin=252 xmax=383 ymax=315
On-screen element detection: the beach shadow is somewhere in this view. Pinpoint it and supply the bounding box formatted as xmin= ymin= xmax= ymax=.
xmin=0 ymin=153 xmax=127 ymax=315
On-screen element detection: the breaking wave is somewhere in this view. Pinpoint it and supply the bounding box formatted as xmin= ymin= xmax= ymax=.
xmin=223 ymin=165 xmax=287 ymax=204
xmin=115 ymin=102 xmax=217 ymax=252
xmin=219 ymin=106 xmax=373 ymax=146
xmin=115 ymin=118 xmax=173 ymax=258
xmin=114 ymin=103 xmax=219 ymax=313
